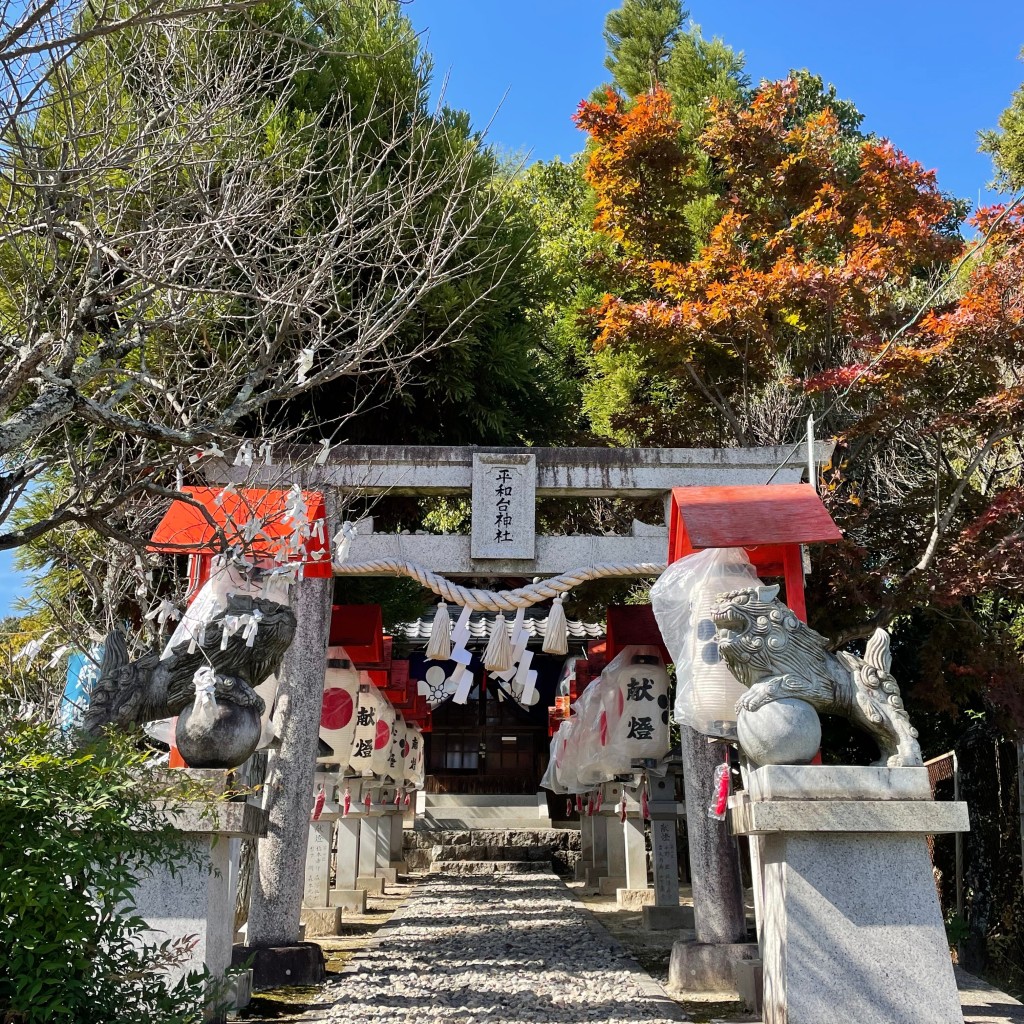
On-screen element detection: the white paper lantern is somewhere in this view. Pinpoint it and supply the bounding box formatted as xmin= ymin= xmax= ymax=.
xmin=609 ymin=645 xmax=670 ymax=766
xmin=369 ymin=688 xmax=397 ymax=778
xmin=318 ymin=654 xmax=360 ymax=765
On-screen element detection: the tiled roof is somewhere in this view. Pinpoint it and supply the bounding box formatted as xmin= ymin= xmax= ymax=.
xmin=401 ymin=606 xmax=604 ymax=648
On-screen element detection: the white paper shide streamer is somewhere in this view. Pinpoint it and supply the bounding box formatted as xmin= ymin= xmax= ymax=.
xmin=192 ymin=666 xmax=218 ymax=727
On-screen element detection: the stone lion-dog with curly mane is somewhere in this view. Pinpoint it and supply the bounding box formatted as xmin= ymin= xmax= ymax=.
xmin=710 ymin=585 xmax=923 ymax=767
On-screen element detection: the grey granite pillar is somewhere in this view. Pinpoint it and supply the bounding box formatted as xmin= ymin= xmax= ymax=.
xmin=680 ymin=726 xmax=745 ymax=943
xmin=669 ymin=726 xmax=752 ymax=994
xmin=246 ymin=575 xmax=332 ymax=947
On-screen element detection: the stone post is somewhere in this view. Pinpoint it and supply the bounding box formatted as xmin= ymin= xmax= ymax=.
xmin=623 ymin=797 xmax=648 ymax=890
xmin=587 ymin=804 xmax=608 ymax=887
xmin=643 ymin=768 xmax=694 ymax=931
xmin=246 ymin=574 xmax=333 ymax=952
xmin=599 ymin=781 xmax=628 ymax=896
xmin=330 ymin=812 xmax=366 ymax=912
xmin=577 ymin=811 xmax=594 ymax=881
xmin=356 ymin=797 xmax=385 ymax=894
xmin=374 ymin=809 xmax=397 ymax=884
xmin=302 ymin=820 xmax=333 ymax=909
xmin=389 ymin=809 xmax=406 ymax=873
xmin=668 ymin=726 xmax=754 ymax=994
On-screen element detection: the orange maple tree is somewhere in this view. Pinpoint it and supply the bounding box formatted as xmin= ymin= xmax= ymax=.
xmin=574 ymin=78 xmax=961 ymax=445
xmin=575 ymin=76 xmax=1024 ymax=721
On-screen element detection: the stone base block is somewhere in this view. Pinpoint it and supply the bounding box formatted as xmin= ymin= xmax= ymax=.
xmin=389 ymin=860 xmax=407 ymax=874
xmin=758 ymin=830 xmax=963 ymax=1023
xmin=299 ymin=906 xmax=343 ymax=937
xmin=616 ymin=888 xmax=656 ymax=911
xmin=643 ymin=904 xmax=695 ymax=931
xmin=574 ymin=861 xmax=587 ymax=881
xmin=329 ymin=888 xmax=367 ymax=913
xmin=376 ymin=867 xmax=398 ymax=884
xmin=733 ymin=957 xmax=762 ymax=1015
xmin=584 ymin=865 xmax=607 ymax=887
xmin=598 ymin=875 xmax=628 ymax=897
xmin=356 ymin=876 xmax=385 ymax=894
xmin=232 ymin=943 xmax=325 ymax=991
xmin=668 ymin=941 xmax=758 ymax=995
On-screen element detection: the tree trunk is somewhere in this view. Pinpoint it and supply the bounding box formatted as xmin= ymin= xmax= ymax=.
xmin=247 ymin=575 xmax=332 ymax=947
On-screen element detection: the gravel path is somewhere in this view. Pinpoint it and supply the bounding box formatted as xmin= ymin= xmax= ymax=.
xmin=312 ymin=873 xmax=689 ymax=1023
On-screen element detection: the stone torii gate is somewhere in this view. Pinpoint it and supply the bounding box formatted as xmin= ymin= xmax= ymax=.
xmin=207 ymin=443 xmax=832 ymax=960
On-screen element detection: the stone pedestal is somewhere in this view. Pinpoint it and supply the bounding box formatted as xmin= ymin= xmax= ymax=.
xmin=616 ymin=887 xmax=655 ymax=910
xmin=330 ymin=887 xmax=367 ymax=912
xmin=732 ymin=765 xmax=970 ymax=1024
xmin=299 ymin=905 xmax=342 ymax=937
xmin=643 ymin=904 xmax=695 ymax=931
xmin=134 ymin=798 xmax=267 ymax=1020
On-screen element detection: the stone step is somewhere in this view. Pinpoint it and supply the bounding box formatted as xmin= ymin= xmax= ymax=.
xmin=403 ymin=827 xmax=582 ymax=877
xmin=432 ymin=860 xmax=552 ymax=875
xmin=404 ymin=828 xmax=581 ymax=850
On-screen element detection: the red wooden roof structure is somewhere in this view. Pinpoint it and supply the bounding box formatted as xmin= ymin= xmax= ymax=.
xmin=149 ymin=486 xmax=331 ymax=578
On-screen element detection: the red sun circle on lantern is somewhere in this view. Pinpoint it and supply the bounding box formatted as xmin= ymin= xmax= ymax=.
xmin=374 ymin=719 xmax=391 ymax=750
xmin=320 ymin=688 xmax=354 ymax=731
xmin=401 ymin=739 xmax=411 ymax=758
xmin=599 ymin=711 xmax=608 ymax=747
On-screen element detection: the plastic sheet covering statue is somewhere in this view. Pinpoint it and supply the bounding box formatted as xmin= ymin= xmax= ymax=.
xmin=82 ymin=561 xmax=297 ymax=768
xmin=650 ymin=547 xmax=763 ymax=738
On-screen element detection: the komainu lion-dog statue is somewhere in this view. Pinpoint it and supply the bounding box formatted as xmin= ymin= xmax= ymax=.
xmin=711 ymin=585 xmax=923 ymax=767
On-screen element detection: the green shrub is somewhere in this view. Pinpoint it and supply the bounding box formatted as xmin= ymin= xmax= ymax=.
xmin=0 ymin=719 xmax=212 ymax=1024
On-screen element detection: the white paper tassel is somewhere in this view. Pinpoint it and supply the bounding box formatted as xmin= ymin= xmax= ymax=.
xmin=542 ymin=595 xmax=569 ymax=655
xmin=425 ymin=601 xmax=452 ymax=662
xmin=483 ymin=613 xmax=513 ymax=673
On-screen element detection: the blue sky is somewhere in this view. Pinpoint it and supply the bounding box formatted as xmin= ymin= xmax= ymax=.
xmin=2 ymin=2 xmax=1021 ymax=617
xmin=0 ymin=551 xmax=26 ymax=618
xmin=406 ymin=0 xmax=1024 ymax=212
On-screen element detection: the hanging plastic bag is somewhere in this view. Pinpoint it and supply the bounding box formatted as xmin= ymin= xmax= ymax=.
xmin=650 ymin=547 xmax=763 ymax=738
xmin=708 ymin=761 xmax=731 ymax=821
